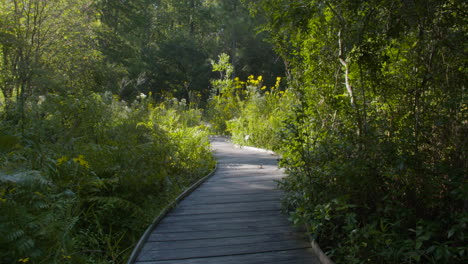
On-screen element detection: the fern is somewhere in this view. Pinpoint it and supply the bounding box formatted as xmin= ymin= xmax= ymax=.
xmin=6 ymin=229 xmax=25 ymax=242
xmin=86 ymin=196 xmax=144 ymax=216
xmin=16 ymin=237 xmax=35 ymax=253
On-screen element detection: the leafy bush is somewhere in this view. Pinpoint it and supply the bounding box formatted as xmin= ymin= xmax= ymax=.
xmin=0 ymin=92 xmax=215 ymax=263
xmin=205 ymin=53 xmax=243 ymax=134
xmin=226 ymin=75 xmax=292 ymax=150
xmin=206 ymin=53 xmax=292 ymax=150
xmin=242 ymin=0 xmax=467 ymax=263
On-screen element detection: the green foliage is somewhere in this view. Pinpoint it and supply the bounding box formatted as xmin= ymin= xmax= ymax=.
xmin=2 ymin=0 xmax=465 ymax=263
xmin=0 ymin=93 xmax=215 ymax=263
xmin=94 ymin=0 xmax=283 ymax=103
xmin=206 ymin=53 xmax=292 ymax=150
xmin=205 ymin=53 xmax=242 ymax=134
xmin=226 ymin=75 xmax=292 ymax=150
xmin=245 ymin=0 xmax=467 ymax=263
xmin=0 ymin=0 xmax=103 ymax=104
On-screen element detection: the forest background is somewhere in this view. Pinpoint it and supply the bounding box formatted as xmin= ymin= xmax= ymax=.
xmin=0 ymin=0 xmax=466 ymax=263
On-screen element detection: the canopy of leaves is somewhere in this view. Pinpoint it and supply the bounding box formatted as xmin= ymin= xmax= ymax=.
xmin=241 ymin=0 xmax=467 ymax=263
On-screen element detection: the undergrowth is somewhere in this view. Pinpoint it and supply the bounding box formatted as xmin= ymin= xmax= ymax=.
xmin=205 ymin=51 xmax=467 ymax=263
xmin=0 ymin=92 xmax=215 ymax=263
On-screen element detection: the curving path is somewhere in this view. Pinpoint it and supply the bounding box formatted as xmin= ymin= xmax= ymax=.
xmin=131 ymin=137 xmax=319 ymax=264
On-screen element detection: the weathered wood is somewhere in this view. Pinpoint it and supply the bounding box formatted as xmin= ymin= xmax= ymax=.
xmin=142 ymin=233 xmax=307 ymax=251
xmin=137 ymin=240 xmax=311 ymax=261
xmin=158 ymin=213 xmax=288 ymax=228
xmin=180 ymin=193 xmax=282 ymax=205
xmin=130 ymin=137 xmax=319 ymax=263
xmin=160 ymin=209 xmax=283 ymax=223
xmin=148 ymin=226 xmax=305 ymax=242
xmin=201 ymin=178 xmax=282 ymax=186
xmin=194 ymin=181 xmax=279 ymax=192
xmin=175 ymin=199 xmax=281 ymax=210
xmin=135 ymin=249 xmax=319 ymax=264
xmin=185 ymin=189 xmax=282 ymax=199
xmin=154 ymin=220 xmax=291 ymax=234
xmin=170 ymin=202 xmax=281 ymax=216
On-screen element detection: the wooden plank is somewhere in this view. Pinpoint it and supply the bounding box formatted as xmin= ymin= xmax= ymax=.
xmin=170 ymin=201 xmax=281 ymax=215
xmin=159 ymin=212 xmax=285 ymax=227
xmin=179 ymin=195 xmax=282 ymax=206
xmin=148 ymin=226 xmax=305 ymax=242
xmin=202 ymin=178 xmax=282 ymax=186
xmin=209 ymin=171 xmax=283 ymax=177
xmin=155 ymin=217 xmax=290 ymax=233
xmin=161 ymin=209 xmax=283 ymax=223
xmin=197 ymin=180 xmax=279 ymax=187
xmin=185 ymin=189 xmax=282 ymax=199
xmin=207 ymin=168 xmax=282 ymax=173
xmin=184 ymin=191 xmax=282 ymax=201
xmin=194 ymin=184 xmax=279 ymax=193
xmin=185 ymin=189 xmax=282 ymax=197
xmin=142 ymin=233 xmax=306 ymax=251
xmin=134 ymin=249 xmax=318 ymax=264
xmin=137 ymin=240 xmax=311 ymax=261
xmin=176 ymin=199 xmax=280 ymax=210
xmin=206 ymin=171 xmax=283 ymax=177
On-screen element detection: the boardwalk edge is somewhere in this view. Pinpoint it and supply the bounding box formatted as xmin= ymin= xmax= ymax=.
xmin=310 ymin=239 xmax=335 ymax=264
xmin=126 ymin=163 xmax=218 ymax=264
xmin=234 ymin=144 xmax=335 ymax=264
xmin=234 ymin=142 xmax=335 ymax=264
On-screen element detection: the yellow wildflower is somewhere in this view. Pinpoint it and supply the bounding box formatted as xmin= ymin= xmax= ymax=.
xmin=257 ymin=75 xmax=263 ymax=81
xmin=18 ymin=258 xmax=29 ymax=263
xmin=261 ymin=86 xmax=267 ymax=90
xmin=56 ymin=156 xmax=68 ymax=166
xmin=73 ymin=155 xmax=90 ymax=169
xmin=275 ymin=77 xmax=282 ymax=88
xmin=62 ymin=255 xmax=72 ymax=259
xmin=248 ymin=75 xmax=254 ymax=80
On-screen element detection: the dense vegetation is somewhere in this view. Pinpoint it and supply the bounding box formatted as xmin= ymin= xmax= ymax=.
xmin=0 ymin=0 xmax=270 ymax=263
xmin=230 ymin=0 xmax=466 ymax=263
xmin=1 ymin=0 xmax=466 ymax=263
xmin=0 ymin=94 xmax=214 ymax=263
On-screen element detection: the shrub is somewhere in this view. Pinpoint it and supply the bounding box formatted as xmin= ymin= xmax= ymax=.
xmin=0 ymin=92 xmax=215 ymax=263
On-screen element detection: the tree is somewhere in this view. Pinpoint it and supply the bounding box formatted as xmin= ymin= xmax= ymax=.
xmin=0 ymin=0 xmax=102 ymax=119
xmin=94 ymin=0 xmax=283 ymax=103
xmin=244 ymin=0 xmax=467 ymax=262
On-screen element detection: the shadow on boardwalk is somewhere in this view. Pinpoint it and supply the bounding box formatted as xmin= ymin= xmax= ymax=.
xmin=131 ymin=137 xmax=320 ymax=264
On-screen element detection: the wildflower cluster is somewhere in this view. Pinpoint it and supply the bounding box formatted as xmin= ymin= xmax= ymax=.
xmin=231 ymin=75 xmax=287 ymax=98
xmin=56 ymin=155 xmax=90 ymax=169
xmin=246 ymin=75 xmax=263 ymax=87
xmin=72 ymin=155 xmax=89 ymax=169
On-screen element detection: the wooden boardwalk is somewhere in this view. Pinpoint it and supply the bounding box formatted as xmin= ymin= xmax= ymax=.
xmin=131 ymin=137 xmax=319 ymax=264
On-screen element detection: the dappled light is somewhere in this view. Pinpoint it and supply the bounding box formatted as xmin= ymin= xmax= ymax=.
xmin=1 ymin=0 xmax=466 ymax=263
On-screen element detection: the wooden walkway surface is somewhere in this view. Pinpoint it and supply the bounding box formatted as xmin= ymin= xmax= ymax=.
xmin=131 ymin=137 xmax=319 ymax=264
